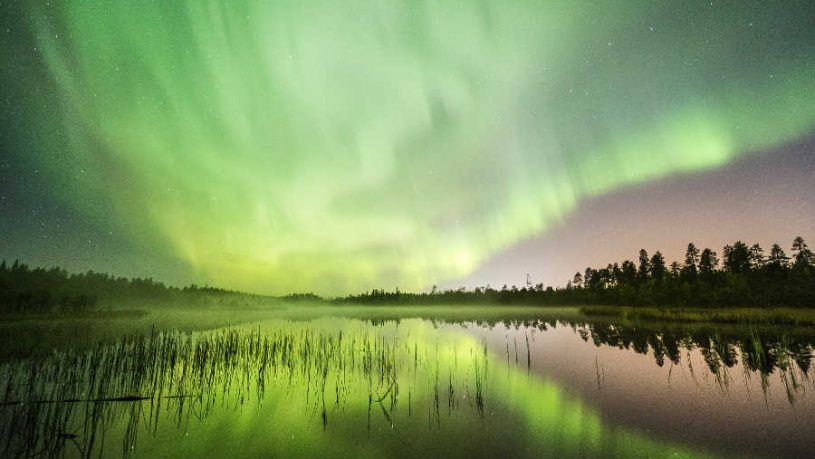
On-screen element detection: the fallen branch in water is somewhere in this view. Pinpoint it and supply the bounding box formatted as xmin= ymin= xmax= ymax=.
xmin=0 ymin=394 xmax=192 ymax=406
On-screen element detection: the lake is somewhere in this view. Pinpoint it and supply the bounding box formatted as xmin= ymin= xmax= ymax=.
xmin=1 ymin=305 xmax=813 ymax=458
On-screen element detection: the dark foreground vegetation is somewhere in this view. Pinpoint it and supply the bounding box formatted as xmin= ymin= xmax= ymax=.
xmin=0 ymin=260 xmax=272 ymax=314
xmin=1 ymin=318 xmax=811 ymax=458
xmin=344 ymin=236 xmax=815 ymax=308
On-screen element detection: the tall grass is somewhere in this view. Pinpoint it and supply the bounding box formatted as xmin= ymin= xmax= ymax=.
xmin=1 ymin=316 xmax=813 ymax=458
xmin=0 ymin=320 xmax=490 ymax=458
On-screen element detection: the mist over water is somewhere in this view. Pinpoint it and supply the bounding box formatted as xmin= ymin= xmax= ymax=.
xmin=2 ymin=309 xmax=813 ymax=458
xmin=2 ymin=2 xmax=814 ymax=458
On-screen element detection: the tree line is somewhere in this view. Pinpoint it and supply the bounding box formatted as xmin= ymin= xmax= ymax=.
xmin=3 ymin=236 xmax=812 ymax=313
xmin=342 ymin=236 xmax=815 ymax=308
xmin=0 ymin=260 xmax=259 ymax=314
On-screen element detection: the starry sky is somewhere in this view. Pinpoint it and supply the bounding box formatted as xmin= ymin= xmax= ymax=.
xmin=1 ymin=1 xmax=814 ymax=295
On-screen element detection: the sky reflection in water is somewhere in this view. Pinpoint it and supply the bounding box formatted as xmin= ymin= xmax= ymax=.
xmin=1 ymin=316 xmax=813 ymax=458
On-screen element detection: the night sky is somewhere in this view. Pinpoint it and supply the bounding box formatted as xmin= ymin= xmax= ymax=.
xmin=1 ymin=1 xmax=814 ymax=295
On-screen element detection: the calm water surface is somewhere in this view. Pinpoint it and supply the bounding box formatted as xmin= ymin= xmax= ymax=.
xmin=1 ymin=307 xmax=813 ymax=458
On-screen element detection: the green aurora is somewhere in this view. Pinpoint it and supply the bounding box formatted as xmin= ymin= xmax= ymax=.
xmin=3 ymin=0 xmax=814 ymax=294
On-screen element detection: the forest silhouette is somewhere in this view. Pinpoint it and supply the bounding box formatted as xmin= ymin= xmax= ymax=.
xmin=345 ymin=236 xmax=814 ymax=308
xmin=1 ymin=236 xmax=813 ymax=314
xmin=0 ymin=260 xmax=265 ymax=314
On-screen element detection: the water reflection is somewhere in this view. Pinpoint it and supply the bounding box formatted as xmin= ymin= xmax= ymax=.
xmin=473 ymin=318 xmax=815 ymax=459
xmin=1 ymin=316 xmax=813 ymax=458
xmin=572 ymin=321 xmax=814 ymax=402
xmin=2 ymin=321 xmax=489 ymax=457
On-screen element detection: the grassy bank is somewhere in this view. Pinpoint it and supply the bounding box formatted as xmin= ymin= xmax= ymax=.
xmin=580 ymin=305 xmax=815 ymax=325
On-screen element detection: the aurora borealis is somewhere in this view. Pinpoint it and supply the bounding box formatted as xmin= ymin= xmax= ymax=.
xmin=2 ymin=1 xmax=814 ymax=295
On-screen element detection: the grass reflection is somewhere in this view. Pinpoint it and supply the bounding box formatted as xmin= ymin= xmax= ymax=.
xmin=0 ymin=318 xmax=769 ymax=458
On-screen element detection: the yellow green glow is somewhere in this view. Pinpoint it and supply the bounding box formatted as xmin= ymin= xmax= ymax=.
xmin=114 ymin=319 xmax=719 ymax=458
xmin=14 ymin=1 xmax=815 ymax=293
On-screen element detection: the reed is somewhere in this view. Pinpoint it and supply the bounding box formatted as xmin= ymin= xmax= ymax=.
xmin=0 ymin=320 xmax=492 ymax=458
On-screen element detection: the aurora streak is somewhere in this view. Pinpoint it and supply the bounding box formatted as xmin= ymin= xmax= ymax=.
xmin=2 ymin=0 xmax=814 ymax=294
